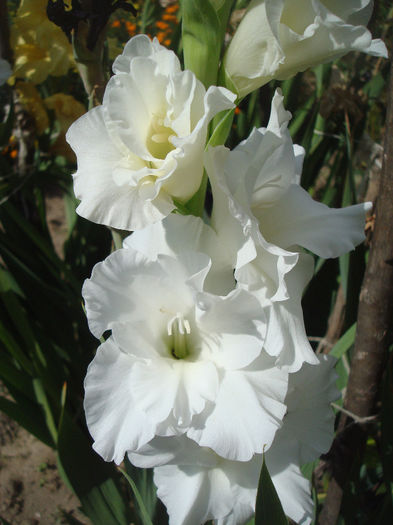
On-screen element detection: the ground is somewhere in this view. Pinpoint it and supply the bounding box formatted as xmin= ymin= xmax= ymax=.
xmin=0 ymin=410 xmax=90 ymax=525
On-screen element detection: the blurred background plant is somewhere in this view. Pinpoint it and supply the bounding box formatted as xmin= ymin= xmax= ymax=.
xmin=0 ymin=1 xmax=392 ymax=524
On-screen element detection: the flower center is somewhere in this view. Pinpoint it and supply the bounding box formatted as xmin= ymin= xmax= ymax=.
xmin=146 ymin=114 xmax=177 ymax=160
xmin=167 ymin=312 xmax=191 ymax=359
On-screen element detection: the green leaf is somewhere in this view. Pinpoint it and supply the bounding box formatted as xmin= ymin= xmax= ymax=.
xmin=329 ymin=324 xmax=355 ymax=401
xmin=125 ymin=456 xmax=157 ymax=521
xmin=0 ymin=355 xmax=34 ymax=398
xmin=0 ymin=396 xmax=54 ymax=447
xmin=329 ymin=323 xmax=356 ymax=359
xmin=140 ymin=0 xmax=158 ymax=34
xmin=181 ymin=0 xmax=225 ymax=87
xmin=0 ymin=318 xmax=34 ymax=374
xmin=301 ymin=459 xmax=319 ymax=481
xmin=334 ymin=357 xmax=349 ymax=400
xmin=209 ymin=108 xmax=235 ymax=147
xmin=363 ymin=72 xmax=386 ymax=100
xmin=120 ymin=468 xmax=154 ymax=525
xmin=32 ymin=377 xmax=58 ymax=444
xmin=57 ymin=410 xmax=131 ymax=525
xmin=255 ymin=454 xmax=288 ymax=525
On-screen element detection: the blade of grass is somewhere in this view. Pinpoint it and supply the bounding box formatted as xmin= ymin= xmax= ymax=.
xmin=119 ymin=468 xmax=154 ymax=525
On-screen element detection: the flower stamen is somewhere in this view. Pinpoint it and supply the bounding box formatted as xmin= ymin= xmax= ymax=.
xmin=167 ymin=312 xmax=191 ymax=359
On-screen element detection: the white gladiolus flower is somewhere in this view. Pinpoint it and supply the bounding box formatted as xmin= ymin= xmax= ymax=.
xmin=207 ymin=89 xmax=370 ymax=279
xmin=83 ymin=214 xmax=289 ymax=464
xmin=130 ymin=355 xmax=338 ymax=525
xmin=0 ymin=58 xmax=11 ymax=86
xmin=129 ymin=214 xmax=318 ymax=374
xmin=66 ymin=35 xmax=235 ymax=231
xmin=206 ymin=89 xmax=369 ymax=371
xmin=223 ymin=0 xmax=388 ymax=97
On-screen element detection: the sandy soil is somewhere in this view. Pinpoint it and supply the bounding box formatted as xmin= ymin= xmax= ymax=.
xmin=0 ymin=410 xmax=90 ymax=525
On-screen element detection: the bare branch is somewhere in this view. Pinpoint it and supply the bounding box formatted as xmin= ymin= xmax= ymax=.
xmin=319 ymin=56 xmax=393 ymax=525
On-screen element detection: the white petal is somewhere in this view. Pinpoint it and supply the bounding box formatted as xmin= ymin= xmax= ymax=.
xmin=112 ymin=34 xmax=175 ymax=74
xmin=129 ymin=435 xmax=217 ymax=468
xmin=284 ymin=355 xmax=339 ymax=464
xmin=207 ymin=144 xmax=298 ymax=299
xmin=124 ymin=214 xmax=235 ymax=295
xmin=223 ymin=0 xmax=387 ymax=97
xmin=123 ymin=213 xmax=204 ymax=258
xmin=83 ymin=246 xmax=213 ymax=340
xmin=234 ymin=92 xmax=297 ymax=208
xmin=84 ymin=338 xmax=155 ymax=464
xmin=161 ymin=85 xmax=235 ymax=201
xmin=266 ymin=448 xmax=313 ymax=525
xmin=263 ymin=253 xmax=320 ymax=371
xmin=134 ymin=437 xmax=257 ymax=525
xmin=173 ymin=360 xmax=219 ymax=425
xmin=223 ymin=0 xmax=284 ymax=96
xmin=82 ymin=248 xmax=153 ymax=338
xmin=168 ymin=70 xmax=198 ymax=137
xmin=129 ymin=359 xmax=179 ymax=424
xmin=366 ymin=38 xmax=388 ymax=58
xmin=66 ymin=106 xmax=143 ymax=229
xmin=154 ymin=464 xmax=233 ymax=525
xmin=188 ymin=362 xmax=288 ymax=461
xmin=129 ymin=358 xmax=219 ymax=428
xmin=207 ymin=145 xmax=251 ymax=271
xmin=255 ymin=184 xmax=370 ymax=257
xmin=323 ymin=0 xmax=372 ymax=25
xmin=157 ymin=251 xmax=211 ymax=293
xmin=196 ymin=287 xmax=266 ymax=369
xmin=118 ymin=185 xmax=175 ymax=231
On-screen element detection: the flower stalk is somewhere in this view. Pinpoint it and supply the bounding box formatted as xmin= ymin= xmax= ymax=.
xmin=72 ymin=20 xmax=108 ymax=108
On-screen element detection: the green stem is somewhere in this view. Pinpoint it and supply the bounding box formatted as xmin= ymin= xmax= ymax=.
xmin=72 ymin=21 xmax=108 ymax=107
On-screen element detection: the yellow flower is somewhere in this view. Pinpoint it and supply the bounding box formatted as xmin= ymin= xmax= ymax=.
xmin=44 ymin=93 xmax=86 ymax=161
xmin=15 ymin=81 xmax=49 ymax=135
xmin=11 ymin=0 xmax=74 ymax=84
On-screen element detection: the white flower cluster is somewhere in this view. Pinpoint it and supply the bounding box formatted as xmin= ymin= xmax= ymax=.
xmin=66 ymin=3 xmax=386 ymax=523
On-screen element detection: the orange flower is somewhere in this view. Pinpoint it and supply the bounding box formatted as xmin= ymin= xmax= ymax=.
xmin=112 ymin=20 xmax=121 ymax=28
xmin=165 ymin=4 xmax=179 ymax=14
xmin=156 ymin=20 xmax=169 ymax=30
xmin=125 ymin=21 xmax=137 ymax=35
xmin=164 ymin=39 xmax=171 ymax=47
xmin=162 ymin=14 xmax=178 ymax=23
xmin=10 ymin=149 xmax=18 ymax=159
xmin=156 ymin=31 xmax=166 ymax=43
